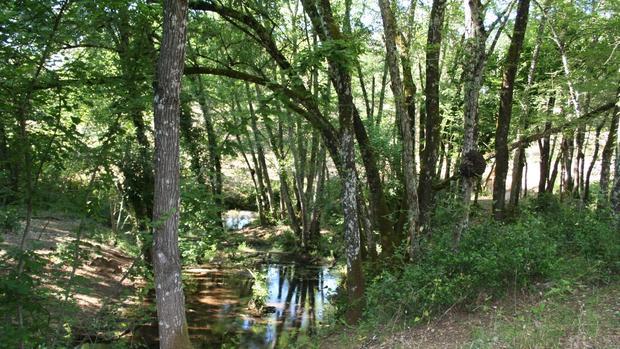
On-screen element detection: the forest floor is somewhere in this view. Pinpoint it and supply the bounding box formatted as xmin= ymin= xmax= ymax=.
xmin=322 ymin=280 xmax=619 ymax=349
xmin=1 ymin=217 xmax=137 ymax=320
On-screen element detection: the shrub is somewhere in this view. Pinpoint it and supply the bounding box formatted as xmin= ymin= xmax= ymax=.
xmin=363 ymin=200 xmax=615 ymax=326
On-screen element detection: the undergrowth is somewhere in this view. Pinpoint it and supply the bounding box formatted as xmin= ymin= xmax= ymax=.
xmin=360 ymin=197 xmax=619 ymax=334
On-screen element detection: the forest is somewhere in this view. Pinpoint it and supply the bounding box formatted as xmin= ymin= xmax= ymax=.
xmin=0 ymin=0 xmax=619 ymax=348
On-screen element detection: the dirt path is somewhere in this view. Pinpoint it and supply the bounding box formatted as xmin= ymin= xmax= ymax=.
xmin=1 ymin=218 xmax=137 ymax=313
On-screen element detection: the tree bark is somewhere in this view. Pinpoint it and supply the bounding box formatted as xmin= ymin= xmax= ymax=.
xmin=509 ymin=12 xmax=546 ymax=209
xmin=561 ymin=130 xmax=575 ymax=197
xmin=152 ymin=1 xmax=192 ymax=348
xmin=378 ymin=0 xmax=421 ymax=256
xmin=492 ymin=0 xmax=530 ymax=219
xmin=195 ymin=79 xmax=223 ymax=227
xmin=454 ymin=0 xmax=487 ymax=247
xmin=611 ymin=120 xmax=620 ymax=216
xmin=599 ymin=86 xmax=620 ymax=206
xmin=585 ymin=121 xmax=604 ymax=202
xmin=300 ymin=0 xmax=364 ymax=323
xmin=538 ymin=120 xmax=552 ymax=196
xmin=419 ymin=0 xmax=448 ymax=229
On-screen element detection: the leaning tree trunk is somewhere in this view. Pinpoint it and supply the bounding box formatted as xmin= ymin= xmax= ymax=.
xmin=492 ymin=0 xmax=530 ymax=219
xmin=151 ymin=1 xmax=192 ymax=348
xmin=548 ymin=137 xmax=561 ymax=194
xmin=379 ymin=0 xmax=421 ymax=256
xmin=418 ymin=0 xmax=448 ymax=230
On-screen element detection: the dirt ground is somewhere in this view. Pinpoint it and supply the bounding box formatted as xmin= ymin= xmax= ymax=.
xmin=1 ymin=217 xmax=137 ymax=313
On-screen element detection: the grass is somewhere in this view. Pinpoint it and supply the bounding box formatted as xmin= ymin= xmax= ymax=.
xmin=466 ymin=282 xmax=619 ymax=349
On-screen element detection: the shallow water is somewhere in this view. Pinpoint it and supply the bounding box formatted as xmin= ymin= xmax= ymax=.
xmin=184 ymin=262 xmax=340 ymax=348
xmin=224 ymin=210 xmax=257 ymax=230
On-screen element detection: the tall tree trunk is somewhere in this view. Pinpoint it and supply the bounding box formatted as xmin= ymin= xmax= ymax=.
xmin=117 ymin=7 xmax=155 ymax=231
xmin=454 ymin=0 xmax=487 ymax=247
xmin=492 ymin=0 xmax=530 ymax=219
xmin=180 ymin=104 xmax=205 ymax=184
xmin=548 ymin=137 xmax=561 ymax=194
xmin=250 ymin=84 xmax=276 ymax=217
xmin=561 ymin=130 xmax=575 ymax=198
xmin=376 ymin=61 xmax=388 ymax=126
xmin=585 ymin=121 xmax=604 ymax=202
xmin=152 ymin=0 xmax=192 ymax=348
xmin=244 ymin=95 xmax=271 ymax=224
xmin=300 ymin=0 xmax=364 ymax=323
xmin=509 ymin=13 xmax=546 ymax=209
xmin=599 ymin=86 xmax=620 ymax=206
xmin=195 ymin=80 xmax=223 ymax=228
xmin=379 ymin=0 xmax=421 ymax=256
xmin=538 ymin=120 xmax=552 ymax=196
xmin=610 ymin=120 xmax=620 ymax=216
xmin=309 ymin=146 xmax=327 ymax=241
xmin=576 ymin=126 xmax=586 ymax=200
xmin=419 ymin=0 xmax=448 ymax=230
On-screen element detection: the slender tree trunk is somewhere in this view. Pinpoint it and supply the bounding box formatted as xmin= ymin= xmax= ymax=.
xmin=509 ymin=13 xmax=546 ymax=209
xmin=455 ymin=0 xmax=487 ymax=247
xmin=117 ymin=8 xmax=155 ymax=231
xmin=585 ymin=121 xmax=604 ymax=202
xmin=300 ymin=0 xmax=364 ymax=323
xmin=548 ymin=137 xmax=561 ymax=194
xmin=419 ymin=0 xmax=448 ymax=230
xmin=538 ymin=121 xmax=552 ymax=196
xmin=561 ymin=130 xmax=575 ymax=197
xmin=610 ymin=120 xmax=620 ymax=216
xmin=376 ymin=61 xmax=388 ymax=126
xmin=492 ymin=0 xmax=530 ymax=219
xmin=599 ymin=86 xmax=620 ymax=206
xmin=575 ymin=125 xmax=586 ymax=200
xmin=244 ymin=95 xmax=271 ymax=224
xmin=196 ymin=80 xmax=223 ymax=227
xmin=379 ymin=0 xmax=421 ymax=256
xmin=151 ymin=1 xmax=192 ymax=347
xmin=180 ymin=104 xmax=205 ymax=184
xmin=309 ymin=146 xmax=326 ymax=241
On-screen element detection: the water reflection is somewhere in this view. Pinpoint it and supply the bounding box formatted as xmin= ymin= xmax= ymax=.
xmin=184 ymin=263 xmax=339 ymax=348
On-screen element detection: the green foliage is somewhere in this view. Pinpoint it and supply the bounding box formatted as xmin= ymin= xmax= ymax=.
xmin=179 ymin=238 xmax=218 ymax=265
xmin=0 ymin=248 xmax=58 ymax=348
xmin=272 ymin=227 xmax=298 ymax=252
xmin=363 ymin=201 xmax=617 ymax=327
xmin=0 ymin=205 xmax=20 ymax=233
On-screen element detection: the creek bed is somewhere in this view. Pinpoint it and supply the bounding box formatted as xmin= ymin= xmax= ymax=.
xmin=183 ymin=262 xmax=340 ymax=348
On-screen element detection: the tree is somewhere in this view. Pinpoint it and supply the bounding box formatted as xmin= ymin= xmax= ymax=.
xmin=599 ymin=85 xmax=620 ymax=205
xmin=151 ymin=0 xmax=192 ymax=348
xmin=419 ymin=0 xmax=448 ymax=230
xmin=492 ymin=0 xmax=530 ymax=219
xmin=378 ymin=0 xmax=420 ymax=255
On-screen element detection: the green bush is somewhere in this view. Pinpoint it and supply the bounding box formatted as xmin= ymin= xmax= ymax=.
xmin=0 ymin=205 xmax=20 ymax=233
xmin=363 ymin=201 xmax=616 ymax=326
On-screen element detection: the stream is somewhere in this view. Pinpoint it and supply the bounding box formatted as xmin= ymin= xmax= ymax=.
xmin=134 ymin=211 xmax=341 ymax=348
xmin=183 ymin=262 xmax=340 ymax=348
